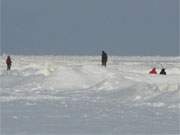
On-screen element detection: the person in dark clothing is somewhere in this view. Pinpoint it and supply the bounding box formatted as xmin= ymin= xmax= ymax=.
xmin=6 ymin=56 xmax=12 ymax=71
xmin=101 ymin=51 xmax=108 ymax=67
xmin=160 ymin=68 xmax=166 ymax=75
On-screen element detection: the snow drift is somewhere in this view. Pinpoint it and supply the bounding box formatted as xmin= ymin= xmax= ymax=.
xmin=0 ymin=56 xmax=180 ymax=135
xmin=1 ymin=56 xmax=180 ymax=102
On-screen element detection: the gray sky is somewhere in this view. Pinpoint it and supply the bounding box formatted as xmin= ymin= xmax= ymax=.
xmin=0 ymin=0 xmax=179 ymax=56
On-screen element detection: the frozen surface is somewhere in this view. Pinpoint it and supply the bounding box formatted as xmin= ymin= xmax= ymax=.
xmin=0 ymin=56 xmax=180 ymax=135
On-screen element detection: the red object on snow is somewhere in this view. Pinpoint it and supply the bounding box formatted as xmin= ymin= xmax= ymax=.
xmin=149 ymin=67 xmax=157 ymax=74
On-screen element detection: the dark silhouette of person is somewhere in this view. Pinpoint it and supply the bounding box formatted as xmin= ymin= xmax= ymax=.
xmin=101 ymin=51 xmax=108 ymax=67
xmin=160 ymin=68 xmax=166 ymax=75
xmin=6 ymin=56 xmax=12 ymax=71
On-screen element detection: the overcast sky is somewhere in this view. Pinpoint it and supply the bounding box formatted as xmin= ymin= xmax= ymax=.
xmin=0 ymin=0 xmax=179 ymax=56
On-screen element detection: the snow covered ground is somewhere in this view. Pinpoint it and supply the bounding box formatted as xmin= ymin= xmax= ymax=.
xmin=0 ymin=56 xmax=180 ymax=135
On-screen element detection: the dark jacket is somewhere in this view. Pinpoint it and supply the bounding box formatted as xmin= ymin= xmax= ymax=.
xmin=101 ymin=51 xmax=108 ymax=67
xmin=102 ymin=51 xmax=107 ymax=62
xmin=160 ymin=68 xmax=166 ymax=75
xmin=6 ymin=56 xmax=12 ymax=65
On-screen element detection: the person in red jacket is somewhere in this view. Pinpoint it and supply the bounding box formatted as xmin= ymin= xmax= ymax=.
xmin=149 ymin=67 xmax=157 ymax=75
xmin=6 ymin=56 xmax=12 ymax=71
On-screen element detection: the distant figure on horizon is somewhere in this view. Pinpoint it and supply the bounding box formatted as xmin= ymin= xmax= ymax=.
xmin=6 ymin=56 xmax=12 ymax=71
xmin=149 ymin=67 xmax=157 ymax=75
xmin=160 ymin=68 xmax=166 ymax=75
xmin=101 ymin=51 xmax=108 ymax=67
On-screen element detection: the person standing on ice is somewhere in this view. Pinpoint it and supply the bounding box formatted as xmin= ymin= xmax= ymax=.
xmin=101 ymin=51 xmax=108 ymax=67
xmin=6 ymin=56 xmax=12 ymax=71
